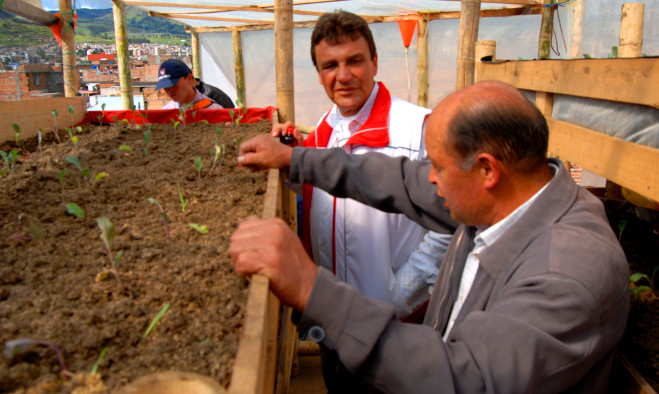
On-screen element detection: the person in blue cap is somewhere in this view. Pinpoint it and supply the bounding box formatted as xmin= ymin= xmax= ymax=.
xmin=156 ymin=59 xmax=224 ymax=110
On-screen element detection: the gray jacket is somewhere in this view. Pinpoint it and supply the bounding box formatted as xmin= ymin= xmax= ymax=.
xmin=291 ymin=148 xmax=629 ymax=393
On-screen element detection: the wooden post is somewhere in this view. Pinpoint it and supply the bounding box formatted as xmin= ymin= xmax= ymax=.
xmin=538 ymin=0 xmax=555 ymax=60
xmin=232 ymin=29 xmax=247 ymax=107
xmin=112 ymin=0 xmax=134 ymax=110
xmin=619 ymin=3 xmax=644 ymax=58
xmin=417 ymin=16 xmax=429 ymax=108
xmin=474 ymin=40 xmax=496 ymax=83
xmin=273 ymin=2 xmax=298 ymax=393
xmin=569 ymin=0 xmax=584 ymax=58
xmin=191 ymin=30 xmax=202 ymax=79
xmin=58 ymin=0 xmax=78 ymax=97
xmin=456 ymin=0 xmax=481 ymax=90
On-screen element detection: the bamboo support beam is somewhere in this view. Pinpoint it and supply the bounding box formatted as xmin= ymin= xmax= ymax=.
xmin=59 ymin=0 xmax=78 ymax=98
xmin=191 ymin=31 xmax=201 ymax=78
xmin=2 ymin=0 xmax=59 ymax=26
xmin=112 ymin=0 xmax=134 ymax=110
xmin=232 ymin=29 xmax=247 ymax=106
xmin=538 ymin=0 xmax=554 ymax=59
xmin=619 ymin=3 xmax=644 ymax=58
xmin=456 ymin=0 xmax=482 ymax=90
xmin=417 ymin=17 xmax=429 ymax=108
xmin=474 ymin=40 xmax=496 ymax=83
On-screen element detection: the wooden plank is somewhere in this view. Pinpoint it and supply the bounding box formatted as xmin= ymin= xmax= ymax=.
xmin=0 ymin=97 xmax=86 ymax=143
xmin=262 ymin=169 xmax=281 ymax=219
xmin=229 ymin=274 xmax=276 ymax=394
xmin=547 ymin=118 xmax=659 ymax=203
xmin=610 ymin=354 xmax=657 ymax=394
xmin=475 ymin=58 xmax=659 ymax=108
xmin=1 ymin=0 xmax=59 ymax=26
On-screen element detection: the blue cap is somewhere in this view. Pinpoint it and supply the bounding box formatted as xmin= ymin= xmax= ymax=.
xmin=156 ymin=59 xmax=191 ymax=89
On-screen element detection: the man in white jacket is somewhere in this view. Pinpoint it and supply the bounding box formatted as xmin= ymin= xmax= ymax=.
xmin=272 ymin=11 xmax=456 ymax=319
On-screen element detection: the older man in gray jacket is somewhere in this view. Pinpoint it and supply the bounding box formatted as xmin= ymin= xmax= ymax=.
xmin=231 ymin=81 xmax=630 ymax=393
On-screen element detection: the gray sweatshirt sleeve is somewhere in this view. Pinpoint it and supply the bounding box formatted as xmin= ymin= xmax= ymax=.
xmin=289 ymin=147 xmax=457 ymax=234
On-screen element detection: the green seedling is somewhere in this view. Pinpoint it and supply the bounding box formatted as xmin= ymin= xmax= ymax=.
xmin=194 ymin=156 xmax=203 ymax=181
xmin=143 ymin=303 xmax=171 ymax=338
xmin=630 ymin=266 xmax=659 ymax=297
xmin=210 ymin=143 xmax=225 ymax=170
xmin=65 ymin=155 xmax=90 ymax=185
xmin=90 ymin=346 xmax=109 ymax=374
xmin=51 ymin=108 xmax=61 ymax=143
xmin=96 ymin=216 xmax=122 ymax=285
xmin=13 ymin=213 xmax=44 ymax=244
xmin=67 ymin=105 xmax=76 ymax=128
xmin=4 ymin=338 xmax=71 ymax=378
xmin=57 ymin=169 xmax=66 ymax=185
xmin=96 ymin=103 xmax=107 ymax=124
xmin=142 ymin=130 xmax=152 ymax=156
xmin=94 ymin=172 xmax=108 ymax=184
xmin=37 ymin=128 xmax=45 ymax=152
xmin=617 ymin=219 xmax=628 ymax=242
xmin=11 ymin=123 xmax=21 ymax=147
xmin=0 ymin=149 xmax=18 ymax=174
xmin=64 ymin=203 xmax=85 ymax=218
xmin=177 ymin=184 xmax=189 ymax=212
xmin=147 ymin=197 xmax=170 ymax=237
xmin=188 ymin=223 xmax=208 ymax=234
xmin=118 ymin=144 xmax=133 ymax=152
xmin=608 ymin=46 xmax=619 ymax=59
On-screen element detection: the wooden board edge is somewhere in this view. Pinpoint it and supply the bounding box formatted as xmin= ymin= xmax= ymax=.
xmin=547 ymin=118 xmax=659 ymax=203
xmin=0 ymin=97 xmax=88 ymax=143
xmin=610 ymin=353 xmax=658 ymax=394
xmin=475 ymin=58 xmax=658 ymax=108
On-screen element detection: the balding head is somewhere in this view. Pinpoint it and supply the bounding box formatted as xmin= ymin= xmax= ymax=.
xmin=427 ymin=81 xmax=549 ymax=173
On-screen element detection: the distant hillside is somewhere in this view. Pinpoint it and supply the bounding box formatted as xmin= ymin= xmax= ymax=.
xmin=0 ymin=7 xmax=188 ymax=48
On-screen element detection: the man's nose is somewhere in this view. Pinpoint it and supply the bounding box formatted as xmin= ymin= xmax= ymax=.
xmin=336 ymin=64 xmax=351 ymax=82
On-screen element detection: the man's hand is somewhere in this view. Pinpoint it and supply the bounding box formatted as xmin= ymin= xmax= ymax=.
xmin=271 ymin=121 xmax=305 ymax=147
xmin=229 ymin=217 xmax=318 ymax=312
xmin=237 ymin=135 xmax=294 ymax=171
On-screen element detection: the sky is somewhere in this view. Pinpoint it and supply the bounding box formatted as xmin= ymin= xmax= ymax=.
xmin=41 ymin=0 xmax=113 ymax=10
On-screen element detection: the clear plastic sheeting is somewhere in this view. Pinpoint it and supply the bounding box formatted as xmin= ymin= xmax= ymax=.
xmin=553 ymin=95 xmax=659 ymax=149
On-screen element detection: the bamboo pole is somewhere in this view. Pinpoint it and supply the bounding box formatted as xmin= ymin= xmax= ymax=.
xmin=474 ymin=40 xmax=496 ymax=82
xmin=619 ymin=3 xmax=644 ymax=58
xmin=538 ymin=0 xmax=555 ymax=59
xmin=569 ymin=0 xmax=583 ymax=58
xmin=191 ymin=31 xmax=202 ymax=79
xmin=112 ymin=0 xmax=134 ymax=110
xmin=417 ymin=16 xmax=429 ymax=107
xmin=58 ymin=0 xmax=78 ymax=97
xmin=232 ymin=29 xmax=247 ymax=107
xmin=456 ymin=0 xmax=482 ymax=90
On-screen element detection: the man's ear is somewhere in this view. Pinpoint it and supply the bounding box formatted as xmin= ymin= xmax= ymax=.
xmin=475 ymin=153 xmax=500 ymax=190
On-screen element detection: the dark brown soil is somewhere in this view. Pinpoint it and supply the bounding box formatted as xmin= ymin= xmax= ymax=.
xmin=0 ymin=119 xmax=270 ymax=392
xmin=607 ymin=199 xmax=659 ymax=391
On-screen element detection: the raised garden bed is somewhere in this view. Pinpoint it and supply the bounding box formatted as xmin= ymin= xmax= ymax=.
xmin=0 ymin=107 xmax=279 ymax=393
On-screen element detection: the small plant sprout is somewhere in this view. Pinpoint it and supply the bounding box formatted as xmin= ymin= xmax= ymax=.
xmin=96 ymin=216 xmax=122 ymax=285
xmin=96 ymin=103 xmax=107 ymax=124
xmin=630 ymin=266 xmax=659 ymax=297
xmin=57 ymin=169 xmax=66 ymax=185
xmin=617 ymin=219 xmax=628 ymax=242
xmin=188 ymin=223 xmax=208 ymax=234
xmin=194 ymin=156 xmax=203 ymax=181
xmin=37 ymin=127 xmax=45 ymax=152
xmin=94 ymin=172 xmax=108 ymax=184
xmin=177 ymin=184 xmax=189 ymax=212
xmin=4 ymin=338 xmax=72 ymax=378
xmin=211 ymin=143 xmax=225 ymax=171
xmin=118 ymin=144 xmax=133 ymax=152
xmin=13 ymin=213 xmax=44 ymax=244
xmin=142 ymin=130 xmax=152 ymax=156
xmin=50 ymin=108 xmax=61 ymax=143
xmin=0 ymin=149 xmax=18 ymax=175
xmin=143 ymin=303 xmax=171 ymax=338
xmin=65 ymin=155 xmax=90 ymax=185
xmin=147 ymin=197 xmax=170 ymax=237
xmin=12 ymin=123 xmax=21 ymax=147
xmin=67 ymin=105 xmax=76 ymax=128
xmin=64 ymin=203 xmax=85 ymax=219
xmin=90 ymin=346 xmax=109 ymax=374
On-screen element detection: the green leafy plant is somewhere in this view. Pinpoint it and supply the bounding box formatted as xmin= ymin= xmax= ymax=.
xmin=177 ymin=184 xmax=189 ymax=212
xmin=630 ymin=266 xmax=659 ymax=297
xmin=147 ymin=197 xmax=170 ymax=237
xmin=617 ymin=219 xmax=628 ymax=242
xmin=57 ymin=169 xmax=66 ymax=185
xmin=11 ymin=123 xmax=21 ymax=147
xmin=4 ymin=338 xmax=71 ymax=378
xmin=142 ymin=130 xmax=152 ymax=156
xmin=64 ymin=202 xmax=85 ymax=218
xmin=50 ymin=108 xmax=61 ymax=143
xmin=143 ymin=303 xmax=171 ymax=338
xmin=89 ymin=346 xmax=109 ymax=374
xmin=96 ymin=103 xmax=107 ymax=124
xmin=194 ymin=156 xmax=203 ymax=181
xmin=96 ymin=216 xmax=122 ymax=285
xmin=608 ymin=46 xmax=619 ymax=59
xmin=67 ymin=105 xmax=76 ymax=129
xmin=118 ymin=144 xmax=133 ymax=152
xmin=65 ymin=155 xmax=90 ymax=186
xmin=188 ymin=223 xmax=208 ymax=234
xmin=211 ymin=127 xmax=225 ymax=171
xmin=0 ymin=149 xmax=18 ymax=175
